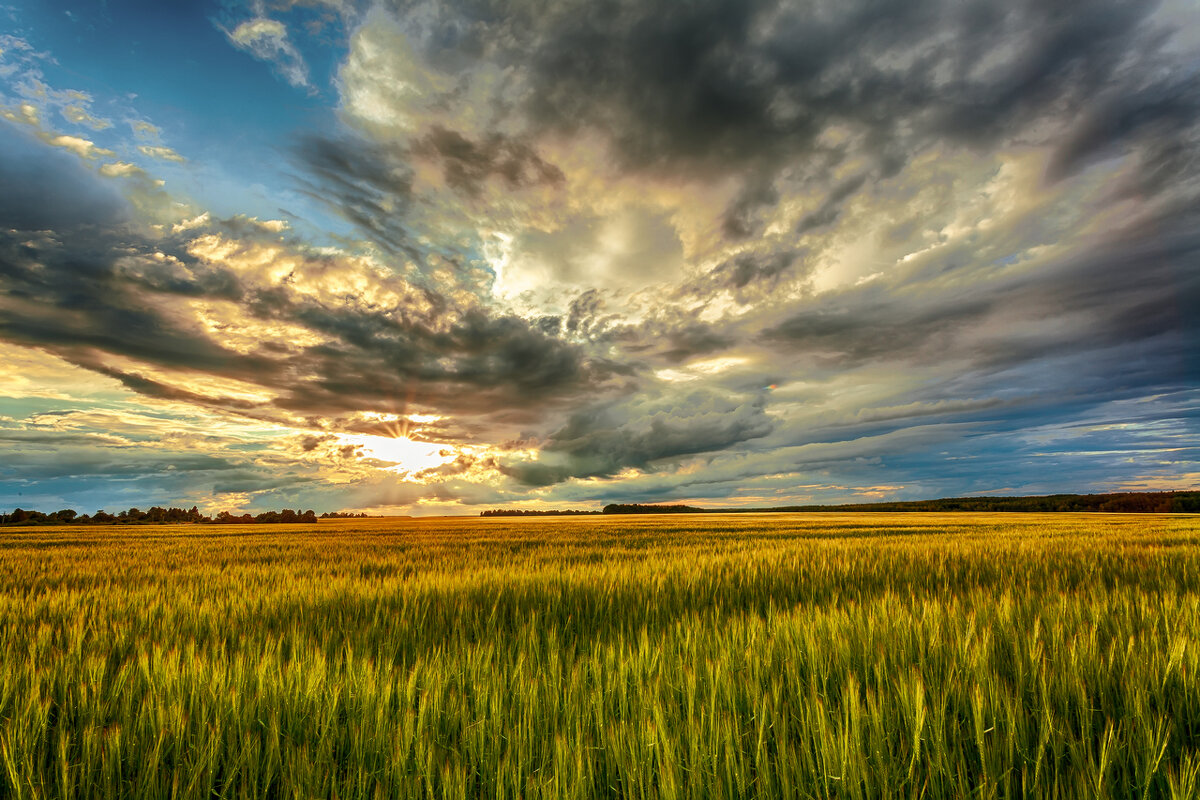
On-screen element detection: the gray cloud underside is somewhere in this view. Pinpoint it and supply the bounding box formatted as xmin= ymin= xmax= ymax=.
xmin=505 ymin=205 xmax=1200 ymax=486
xmin=762 ymin=226 xmax=1200 ymax=372
xmin=500 ymin=389 xmax=775 ymax=485
xmin=3 ymin=0 xmax=1200 ymax=507
xmin=374 ymin=0 xmax=1191 ymax=180
xmin=0 ymin=227 xmax=605 ymax=429
xmin=0 ymin=128 xmax=610 ymax=435
xmin=0 ymin=440 xmax=329 ymax=513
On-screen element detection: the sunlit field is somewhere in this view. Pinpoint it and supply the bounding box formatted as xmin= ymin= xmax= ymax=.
xmin=1 ymin=513 xmax=1198 ymax=799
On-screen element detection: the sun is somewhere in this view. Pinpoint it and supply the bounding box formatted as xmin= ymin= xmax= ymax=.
xmin=343 ymin=434 xmax=456 ymax=474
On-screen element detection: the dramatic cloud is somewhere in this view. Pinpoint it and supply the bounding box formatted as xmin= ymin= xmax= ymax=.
xmin=502 ymin=388 xmax=775 ymax=485
xmin=0 ymin=218 xmax=608 ymax=435
xmin=224 ymin=17 xmax=312 ymax=89
xmin=0 ymin=0 xmax=1197 ymax=513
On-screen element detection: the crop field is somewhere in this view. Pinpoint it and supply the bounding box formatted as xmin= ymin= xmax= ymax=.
xmin=1 ymin=513 xmax=1199 ymax=799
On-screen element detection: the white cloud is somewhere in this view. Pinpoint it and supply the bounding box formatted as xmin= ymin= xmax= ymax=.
xmin=61 ymin=104 xmax=111 ymax=130
xmin=225 ymin=17 xmax=311 ymax=89
xmin=46 ymin=134 xmax=114 ymax=159
xmin=130 ymin=120 xmax=161 ymax=139
xmin=1 ymin=102 xmax=38 ymax=125
xmin=99 ymin=161 xmax=144 ymax=178
xmin=339 ymin=10 xmax=449 ymax=132
xmin=137 ymin=144 xmax=185 ymax=163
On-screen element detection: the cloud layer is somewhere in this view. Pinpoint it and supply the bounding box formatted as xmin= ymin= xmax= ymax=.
xmin=0 ymin=0 xmax=1197 ymax=512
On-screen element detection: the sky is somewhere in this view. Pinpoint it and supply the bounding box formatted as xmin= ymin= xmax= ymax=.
xmin=0 ymin=0 xmax=1198 ymax=516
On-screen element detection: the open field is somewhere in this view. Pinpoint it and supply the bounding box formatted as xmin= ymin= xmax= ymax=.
xmin=1 ymin=513 xmax=1199 ymax=799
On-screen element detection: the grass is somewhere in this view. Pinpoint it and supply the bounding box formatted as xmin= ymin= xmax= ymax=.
xmin=0 ymin=512 xmax=1198 ymax=798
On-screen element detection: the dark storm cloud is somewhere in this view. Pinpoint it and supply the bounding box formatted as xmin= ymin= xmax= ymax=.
xmin=564 ymin=289 xmax=604 ymax=335
xmin=515 ymin=0 xmax=899 ymax=172
xmin=0 ymin=232 xmax=250 ymax=376
xmin=0 ymin=431 xmax=240 ymax=482
xmin=0 ymin=221 xmax=606 ymax=426
xmin=794 ymin=174 xmax=868 ymax=236
xmin=658 ymin=323 xmax=737 ymax=363
xmin=210 ymin=470 xmax=313 ymax=494
xmin=0 ymin=410 xmax=338 ymax=513
xmin=709 ymin=250 xmax=802 ymax=291
xmin=763 ymin=295 xmax=991 ymax=366
xmin=270 ymin=305 xmax=598 ymax=422
xmin=762 ymin=222 xmax=1200 ymax=374
xmin=6 ymin=0 xmax=1200 ymax=512
xmin=81 ymin=365 xmax=265 ymax=413
xmin=501 ymin=389 xmax=774 ymax=485
xmin=604 ymin=317 xmax=740 ymax=366
xmin=435 ymin=0 xmax=1166 ymax=161
xmin=0 ymin=135 xmax=608 ymax=433
xmin=721 ymin=175 xmax=780 ymax=240
xmin=292 ymin=133 xmax=422 ymax=260
xmin=373 ymin=0 xmax=1199 ymax=254
xmin=1046 ymin=69 xmax=1200 ymax=185
xmin=293 ymin=127 xmax=564 ymax=276
xmin=411 ymin=126 xmax=565 ymax=197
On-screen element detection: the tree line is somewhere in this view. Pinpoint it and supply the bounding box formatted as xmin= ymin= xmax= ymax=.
xmin=601 ymin=504 xmax=704 ymax=514
xmin=597 ymin=492 xmax=1200 ymax=515
xmin=5 ymin=491 xmax=1195 ymax=527
xmin=763 ymin=491 xmax=1200 ymax=513
xmin=1 ymin=506 xmax=208 ymax=526
xmin=0 ymin=507 xmax=349 ymax=526
xmin=486 ymin=492 xmax=1200 ymax=517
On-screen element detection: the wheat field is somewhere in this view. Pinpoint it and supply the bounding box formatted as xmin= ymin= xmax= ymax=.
xmin=1 ymin=513 xmax=1198 ymax=799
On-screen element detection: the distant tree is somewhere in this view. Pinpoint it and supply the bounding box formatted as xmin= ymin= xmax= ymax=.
xmin=603 ymin=503 xmax=704 ymax=514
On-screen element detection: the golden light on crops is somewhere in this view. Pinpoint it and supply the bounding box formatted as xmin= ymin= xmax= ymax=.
xmin=3 ymin=514 xmax=1199 ymax=796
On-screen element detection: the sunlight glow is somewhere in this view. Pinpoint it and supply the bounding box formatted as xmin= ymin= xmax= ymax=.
xmin=341 ymin=434 xmax=455 ymax=474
